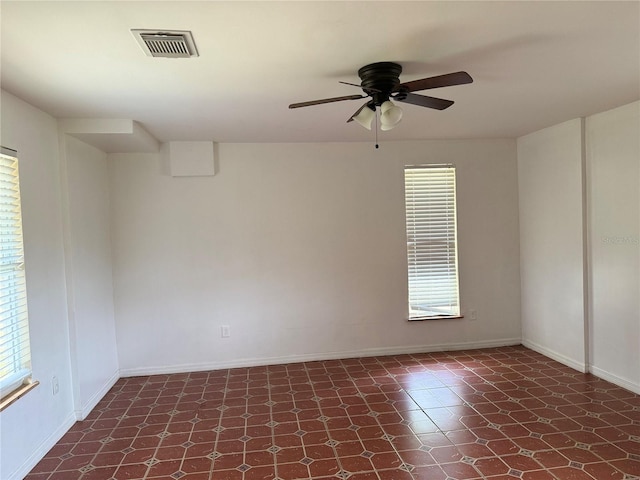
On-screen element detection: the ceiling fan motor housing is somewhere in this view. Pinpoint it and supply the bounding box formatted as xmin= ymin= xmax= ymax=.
xmin=358 ymin=62 xmax=402 ymax=105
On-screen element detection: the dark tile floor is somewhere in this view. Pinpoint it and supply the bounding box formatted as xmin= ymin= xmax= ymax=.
xmin=26 ymin=346 xmax=640 ymax=479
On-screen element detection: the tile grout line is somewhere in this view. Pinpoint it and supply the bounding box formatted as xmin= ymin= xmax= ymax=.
xmin=306 ymin=359 xmax=374 ymax=480
xmin=266 ymin=365 xmax=279 ymax=480
xmin=206 ymin=368 xmax=231 ymax=480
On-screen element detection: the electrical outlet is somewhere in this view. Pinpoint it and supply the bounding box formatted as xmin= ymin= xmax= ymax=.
xmin=221 ymin=325 xmax=230 ymax=338
xmin=52 ymin=376 xmax=59 ymax=395
xmin=469 ymin=309 xmax=477 ymax=321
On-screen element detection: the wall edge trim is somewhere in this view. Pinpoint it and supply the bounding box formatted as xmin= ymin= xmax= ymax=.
xmin=75 ymin=369 xmax=120 ymax=420
xmin=6 ymin=412 xmax=76 ymax=480
xmin=522 ymin=338 xmax=588 ymax=373
xmin=119 ymin=338 xmax=522 ymax=377
xmin=590 ymin=365 xmax=640 ymax=395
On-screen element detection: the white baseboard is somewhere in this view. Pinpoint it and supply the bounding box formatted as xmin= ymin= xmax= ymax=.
xmin=7 ymin=372 xmax=119 ymax=478
xmin=120 ymin=338 xmax=522 ymax=377
xmin=590 ymin=365 xmax=640 ymax=395
xmin=75 ymin=369 xmax=120 ymax=420
xmin=520 ymin=340 xmax=640 ymax=394
xmin=7 ymin=411 xmax=76 ymax=480
xmin=521 ymin=339 xmax=588 ymax=373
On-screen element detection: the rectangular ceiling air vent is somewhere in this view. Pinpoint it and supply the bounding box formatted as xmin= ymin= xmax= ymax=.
xmin=131 ymin=29 xmax=198 ymax=58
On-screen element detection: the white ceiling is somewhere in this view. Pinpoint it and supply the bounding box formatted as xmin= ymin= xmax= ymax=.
xmin=1 ymin=1 xmax=639 ymax=144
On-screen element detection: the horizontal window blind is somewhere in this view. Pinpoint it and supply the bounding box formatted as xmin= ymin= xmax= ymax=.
xmin=0 ymin=149 xmax=32 ymax=398
xmin=404 ymin=165 xmax=460 ymax=318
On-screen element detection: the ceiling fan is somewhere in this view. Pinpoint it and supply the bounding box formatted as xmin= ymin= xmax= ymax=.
xmin=289 ymin=62 xmax=473 ymax=131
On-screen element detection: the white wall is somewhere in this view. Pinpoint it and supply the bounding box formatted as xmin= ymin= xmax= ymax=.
xmin=517 ymin=119 xmax=587 ymax=370
xmin=587 ymin=101 xmax=640 ymax=392
xmin=0 ymin=92 xmax=76 ymax=479
xmin=517 ymin=101 xmax=640 ymax=394
xmin=0 ymin=92 xmax=120 ymax=479
xmin=110 ymin=140 xmax=522 ymax=375
xmin=1 ymin=87 xmax=635 ymax=479
xmin=62 ymin=135 xmax=119 ymax=419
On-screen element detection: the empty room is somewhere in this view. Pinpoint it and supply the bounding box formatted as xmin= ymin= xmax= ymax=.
xmin=0 ymin=1 xmax=639 ymax=480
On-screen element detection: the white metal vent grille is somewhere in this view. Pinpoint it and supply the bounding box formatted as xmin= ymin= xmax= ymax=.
xmin=131 ymin=30 xmax=198 ymax=58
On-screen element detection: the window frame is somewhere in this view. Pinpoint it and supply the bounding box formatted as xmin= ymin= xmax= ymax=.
xmin=404 ymin=164 xmax=462 ymax=321
xmin=0 ymin=146 xmax=37 ymax=410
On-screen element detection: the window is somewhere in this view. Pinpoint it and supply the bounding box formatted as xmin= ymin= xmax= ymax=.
xmin=404 ymin=165 xmax=460 ymax=319
xmin=0 ymin=147 xmax=34 ymax=406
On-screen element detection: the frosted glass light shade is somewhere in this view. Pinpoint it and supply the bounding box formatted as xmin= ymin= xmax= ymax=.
xmin=353 ymin=106 xmax=375 ymax=130
xmin=380 ymin=101 xmax=403 ymax=128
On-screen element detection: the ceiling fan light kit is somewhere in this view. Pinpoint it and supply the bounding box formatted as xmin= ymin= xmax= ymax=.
xmin=289 ymin=61 xmax=473 ymax=134
xmin=379 ymin=100 xmax=403 ymax=130
xmin=352 ymin=104 xmax=376 ymax=130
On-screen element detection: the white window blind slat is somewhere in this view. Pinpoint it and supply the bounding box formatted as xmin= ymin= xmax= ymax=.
xmin=0 ymin=150 xmax=32 ymax=398
xmin=404 ymin=165 xmax=460 ymax=318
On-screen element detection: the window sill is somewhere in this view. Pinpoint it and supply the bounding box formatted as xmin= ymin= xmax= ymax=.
xmin=0 ymin=380 xmax=39 ymax=412
xmin=408 ymin=315 xmax=464 ymax=321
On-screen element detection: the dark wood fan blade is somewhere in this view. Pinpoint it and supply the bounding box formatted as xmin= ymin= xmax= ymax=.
xmin=339 ymin=81 xmax=362 ymax=88
xmin=396 ymin=71 xmax=473 ymax=93
xmin=346 ymin=101 xmax=374 ymax=123
xmin=289 ymin=95 xmax=365 ymax=109
xmin=394 ymin=93 xmax=454 ymax=110
xmin=339 ymin=81 xmax=381 ymax=93
xmin=346 ymin=103 xmax=367 ymax=123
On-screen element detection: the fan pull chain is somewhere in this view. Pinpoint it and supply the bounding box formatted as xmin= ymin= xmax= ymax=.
xmin=375 ymin=111 xmax=379 ymax=149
